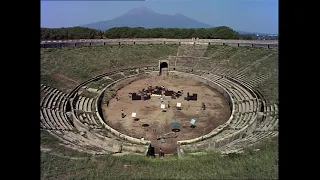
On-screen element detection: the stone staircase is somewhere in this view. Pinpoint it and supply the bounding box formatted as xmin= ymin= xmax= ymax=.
xmin=177 ymin=44 xmax=208 ymax=57
xmin=173 ymin=44 xmax=208 ymax=71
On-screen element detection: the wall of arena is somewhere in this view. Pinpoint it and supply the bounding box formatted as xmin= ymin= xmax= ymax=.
xmin=40 ymin=39 xmax=278 ymax=49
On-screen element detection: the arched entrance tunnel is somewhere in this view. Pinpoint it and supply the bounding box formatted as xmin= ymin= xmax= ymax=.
xmin=160 ymin=62 xmax=168 ymax=75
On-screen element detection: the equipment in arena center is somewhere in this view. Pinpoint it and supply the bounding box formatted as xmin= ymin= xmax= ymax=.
xmin=190 ymin=119 xmax=196 ymax=128
xmin=131 ymin=112 xmax=139 ymax=121
xmin=185 ymin=93 xmax=197 ymax=101
xmin=131 ymin=92 xmax=141 ymax=100
xmin=161 ymin=104 xmax=166 ymax=112
xmin=176 ymin=102 xmax=182 ymax=110
xmin=164 ymin=90 xmax=174 ymax=96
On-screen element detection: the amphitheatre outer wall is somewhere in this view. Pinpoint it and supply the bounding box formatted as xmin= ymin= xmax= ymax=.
xmin=40 ymin=39 xmax=278 ymax=49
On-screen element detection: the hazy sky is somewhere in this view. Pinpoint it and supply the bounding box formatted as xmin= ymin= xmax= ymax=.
xmin=40 ymin=0 xmax=278 ymax=34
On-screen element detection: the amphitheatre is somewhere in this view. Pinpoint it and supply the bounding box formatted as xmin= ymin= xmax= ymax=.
xmin=40 ymin=38 xmax=278 ymax=179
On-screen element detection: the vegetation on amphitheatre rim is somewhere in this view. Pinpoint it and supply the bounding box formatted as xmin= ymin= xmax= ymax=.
xmin=41 ymin=130 xmax=278 ymax=179
xmin=40 ymin=26 xmax=278 ymax=40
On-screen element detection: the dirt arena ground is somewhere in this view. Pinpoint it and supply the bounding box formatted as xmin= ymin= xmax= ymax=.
xmin=102 ymin=74 xmax=231 ymax=154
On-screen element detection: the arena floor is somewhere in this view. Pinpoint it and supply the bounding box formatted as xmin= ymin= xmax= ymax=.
xmin=102 ymin=75 xmax=231 ymax=154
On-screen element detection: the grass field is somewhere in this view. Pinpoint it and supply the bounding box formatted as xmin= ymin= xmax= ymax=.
xmin=41 ymin=130 xmax=278 ymax=179
xmin=200 ymin=45 xmax=273 ymax=68
xmin=40 ymin=45 xmax=178 ymax=92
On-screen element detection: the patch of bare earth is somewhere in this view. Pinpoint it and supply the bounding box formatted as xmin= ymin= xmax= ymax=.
xmin=51 ymin=73 xmax=78 ymax=92
xmin=102 ymin=75 xmax=231 ymax=154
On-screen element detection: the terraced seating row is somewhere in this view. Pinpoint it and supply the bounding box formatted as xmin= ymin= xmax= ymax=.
xmin=213 ymin=77 xmax=276 ymax=153
xmin=47 ymin=126 xmax=149 ymax=155
xmin=203 ymin=75 xmax=246 ymax=113
xmin=223 ymin=85 xmax=257 ymax=113
xmin=230 ymin=78 xmax=267 ymax=113
xmin=211 ymin=65 xmax=236 ymax=77
xmin=226 ymin=54 xmax=275 ymax=79
xmin=41 ymin=85 xmax=58 ymax=107
xmin=199 ymin=72 xmax=260 ymax=113
xmin=45 ymin=130 xmax=117 ymax=155
xmin=233 ymin=73 xmax=248 ymax=81
xmin=108 ymin=72 xmax=126 ymax=81
xmin=219 ymin=86 xmax=258 ymax=129
xmin=172 ymin=45 xmax=208 ymax=71
xmin=256 ymin=115 xmax=278 ymax=131
xmin=227 ymin=77 xmax=265 ymax=110
xmin=175 ymin=57 xmax=195 ymax=68
xmin=80 ymin=70 xmax=137 ymax=93
xmin=66 ymin=66 xmax=157 ymax=100
xmin=77 ymin=112 xmax=98 ymax=127
xmin=246 ymin=74 xmax=271 ymax=87
xmin=180 ymin=126 xmax=247 ymax=151
xmin=219 ymin=67 xmax=238 ymax=77
xmin=202 ymin=73 xmax=259 ymax=130
xmin=173 ymin=68 xmax=276 ymax=156
xmin=221 ymin=81 xmax=251 ymax=100
xmin=191 ymin=70 xmax=207 ymax=76
xmin=229 ymin=112 xmax=257 ymax=130
xmin=41 ymin=85 xmax=68 ymax=111
xmin=143 ymin=68 xmax=157 ymax=73
xmin=167 ymin=56 xmax=177 ymax=70
xmin=179 ymin=107 xmax=276 ymax=155
xmin=40 ymin=85 xmax=74 ymax=131
xmin=72 ymin=69 xmax=149 ymax=132
xmin=255 ymin=103 xmax=278 ymax=131
xmin=219 ymin=77 xmax=254 ymax=99
xmin=123 ymin=69 xmax=139 ymax=76
xmin=231 ymin=74 xmax=270 ymax=95
xmin=174 ymin=57 xmax=204 ymax=70
xmin=40 ymin=107 xmax=74 ymax=131
xmin=217 ymin=131 xmax=278 ymax=154
xmin=75 ymin=96 xmax=104 ymax=128
xmin=72 ymin=92 xmax=151 ymax=146
xmin=203 ymin=73 xmax=222 ymax=81
xmin=175 ymin=69 xmax=262 ymax=156
xmin=266 ymin=103 xmax=278 ymax=116
xmin=176 ymin=44 xmax=208 ymax=57
xmin=41 ymin=68 xmax=156 ymax=155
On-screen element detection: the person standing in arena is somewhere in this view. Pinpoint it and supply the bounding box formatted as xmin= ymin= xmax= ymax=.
xmin=159 ymin=148 xmax=164 ymax=158
xmin=121 ymin=110 xmax=125 ymax=118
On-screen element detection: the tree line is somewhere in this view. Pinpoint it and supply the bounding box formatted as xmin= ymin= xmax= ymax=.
xmin=41 ymin=26 xmax=277 ymax=40
xmin=41 ymin=27 xmax=103 ymax=40
xmin=104 ymin=26 xmax=240 ymax=39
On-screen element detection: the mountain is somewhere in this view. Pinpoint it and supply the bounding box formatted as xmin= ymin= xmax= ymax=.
xmin=81 ymin=7 xmax=213 ymax=30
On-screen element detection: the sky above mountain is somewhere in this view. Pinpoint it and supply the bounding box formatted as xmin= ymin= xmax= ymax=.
xmin=81 ymin=6 xmax=213 ymax=30
xmin=40 ymin=0 xmax=278 ymax=34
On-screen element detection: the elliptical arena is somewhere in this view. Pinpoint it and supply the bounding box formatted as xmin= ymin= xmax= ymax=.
xmin=40 ymin=41 xmax=278 ymax=157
